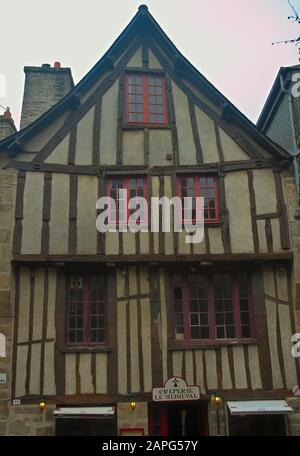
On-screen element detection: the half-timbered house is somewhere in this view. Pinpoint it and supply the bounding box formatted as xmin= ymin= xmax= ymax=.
xmin=0 ymin=5 xmax=299 ymax=435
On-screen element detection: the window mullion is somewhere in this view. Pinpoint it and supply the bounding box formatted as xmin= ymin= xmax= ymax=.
xmin=143 ymin=75 xmax=149 ymax=123
xmin=215 ymin=177 xmax=220 ymax=222
xmin=233 ymin=276 xmax=241 ymax=339
xmin=183 ymin=277 xmax=191 ymax=340
xmin=162 ymin=78 xmax=168 ymax=124
xmin=125 ymin=75 xmax=129 ymax=123
xmin=84 ymin=278 xmax=90 ymax=344
xmin=248 ymin=274 xmax=255 ymax=338
xmin=208 ymin=274 xmax=216 ymax=339
xmin=124 ymin=177 xmax=129 ymax=224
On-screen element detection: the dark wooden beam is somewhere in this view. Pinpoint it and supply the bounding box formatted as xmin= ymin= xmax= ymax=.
xmin=13 ymin=171 xmax=26 ymax=255
xmin=67 ymin=125 xmax=77 ymax=165
xmin=12 ymin=252 xmax=293 ymax=264
xmin=25 ymin=269 xmax=35 ymax=395
xmin=41 ymin=173 xmax=52 ymax=257
xmin=149 ymin=267 xmax=163 ymax=387
xmin=188 ymin=99 xmax=203 ymax=164
xmin=274 ymin=171 xmax=291 ymax=250
xmin=54 ymin=269 xmax=66 ymax=396
xmin=247 ymin=170 xmax=259 ymax=253
xmin=107 ymin=270 xmax=118 ymax=395
xmin=68 ymin=174 xmax=78 ymax=256
xmin=5 ymin=158 xmax=278 ymax=175
xmin=40 ymin=269 xmax=49 ymax=395
xmin=252 ymin=268 xmax=273 ymax=390
xmin=92 ymin=96 xmax=102 ymax=167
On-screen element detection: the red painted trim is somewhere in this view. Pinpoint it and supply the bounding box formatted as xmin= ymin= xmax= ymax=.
xmin=207 ymin=274 xmax=216 ymax=339
xmin=171 ymin=271 xmax=254 ymax=344
xmin=125 ymin=73 xmax=168 ymax=125
xmin=177 ymin=175 xmax=219 ymax=223
xmin=66 ymin=275 xmax=107 ymax=346
xmin=160 ymin=407 xmax=168 ymax=437
xmin=106 ymin=176 xmax=148 ymax=225
xmin=247 ymin=278 xmax=255 ymax=339
xmin=232 ymin=275 xmax=241 ymax=339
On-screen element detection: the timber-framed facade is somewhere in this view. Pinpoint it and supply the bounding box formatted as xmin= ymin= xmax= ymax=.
xmin=0 ymin=5 xmax=299 ymax=436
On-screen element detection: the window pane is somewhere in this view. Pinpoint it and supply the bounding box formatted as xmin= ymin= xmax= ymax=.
xmin=174 ymin=287 xmax=182 ymax=299
xmin=226 ymin=326 xmax=235 ymax=338
xmin=217 ymin=327 xmax=225 ymax=338
xmin=187 ymin=274 xmax=210 ymax=340
xmin=190 ymin=313 xmax=199 ymax=326
xmin=172 ymin=272 xmax=253 ymax=343
xmin=238 ymin=274 xmax=251 ymax=338
xmin=200 ymin=327 xmax=210 ymax=339
xmin=242 ymin=326 xmax=251 ymax=338
xmin=214 ymin=274 xmax=235 ymax=340
xmin=191 ymin=327 xmax=200 ymax=339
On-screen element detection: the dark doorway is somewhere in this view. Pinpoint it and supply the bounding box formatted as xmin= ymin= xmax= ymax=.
xmin=149 ymin=402 xmax=208 ymax=436
xmin=228 ymin=414 xmax=287 ymax=436
xmin=56 ymin=417 xmax=117 ymax=436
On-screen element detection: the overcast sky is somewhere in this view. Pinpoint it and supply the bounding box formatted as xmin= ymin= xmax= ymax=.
xmin=1 ymin=0 xmax=300 ymax=128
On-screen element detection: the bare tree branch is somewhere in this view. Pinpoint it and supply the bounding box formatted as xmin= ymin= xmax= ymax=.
xmin=272 ymin=0 xmax=300 ymax=58
xmin=288 ymin=0 xmax=300 ymax=22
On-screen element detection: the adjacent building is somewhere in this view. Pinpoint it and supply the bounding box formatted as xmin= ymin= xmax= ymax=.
xmin=257 ymin=65 xmax=300 ymax=334
xmin=0 ymin=6 xmax=299 ymax=436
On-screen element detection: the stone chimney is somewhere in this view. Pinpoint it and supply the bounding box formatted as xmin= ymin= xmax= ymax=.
xmin=0 ymin=108 xmax=17 ymax=140
xmin=20 ymin=62 xmax=74 ymax=130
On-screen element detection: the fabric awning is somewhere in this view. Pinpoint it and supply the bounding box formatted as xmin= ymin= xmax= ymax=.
xmin=227 ymin=400 xmax=292 ymax=415
xmin=54 ymin=406 xmax=115 ymax=416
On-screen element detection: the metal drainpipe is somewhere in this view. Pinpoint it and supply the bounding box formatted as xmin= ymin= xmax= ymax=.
xmin=280 ymin=74 xmax=300 ymax=195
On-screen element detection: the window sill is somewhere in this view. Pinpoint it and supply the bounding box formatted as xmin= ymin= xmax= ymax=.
xmin=168 ymin=339 xmax=258 ymax=351
xmin=60 ymin=345 xmax=113 ymax=354
xmin=182 ymin=220 xmax=224 ymax=228
xmin=122 ymin=124 xmax=171 ymax=131
xmin=204 ymin=221 xmax=223 ymax=227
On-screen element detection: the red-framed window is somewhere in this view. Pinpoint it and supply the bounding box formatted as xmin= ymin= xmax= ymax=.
xmin=106 ymin=176 xmax=148 ymax=224
xmin=66 ymin=275 xmax=106 ymax=345
xmin=172 ymin=272 xmax=254 ymax=343
xmin=177 ymin=176 xmax=219 ymax=223
xmin=125 ymin=73 xmax=168 ymax=125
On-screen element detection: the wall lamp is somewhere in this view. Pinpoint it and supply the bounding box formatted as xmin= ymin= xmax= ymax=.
xmin=210 ymin=390 xmax=223 ymax=407
xmin=210 ymin=390 xmax=223 ymax=435
xmin=130 ymin=401 xmax=136 ymax=411
xmin=39 ymin=399 xmax=46 ymax=411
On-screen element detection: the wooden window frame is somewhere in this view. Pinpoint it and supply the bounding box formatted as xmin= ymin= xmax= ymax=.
xmin=177 ymin=175 xmax=220 ymax=224
xmin=171 ymin=271 xmax=255 ymax=347
xmin=125 ymin=73 xmax=168 ymax=126
xmin=65 ymin=274 xmax=108 ymax=347
xmin=106 ymin=176 xmax=148 ymax=225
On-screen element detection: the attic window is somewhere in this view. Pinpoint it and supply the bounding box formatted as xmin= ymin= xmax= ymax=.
xmin=125 ymin=73 xmax=168 ymax=125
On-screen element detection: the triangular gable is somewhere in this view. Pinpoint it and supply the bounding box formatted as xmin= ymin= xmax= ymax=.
xmin=0 ymin=5 xmax=290 ymax=165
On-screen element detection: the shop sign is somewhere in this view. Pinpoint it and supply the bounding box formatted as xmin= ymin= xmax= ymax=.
xmin=152 ymin=377 xmax=200 ymax=402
